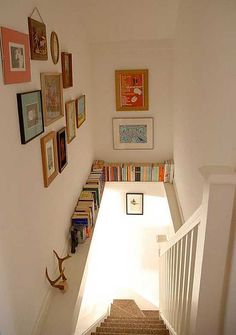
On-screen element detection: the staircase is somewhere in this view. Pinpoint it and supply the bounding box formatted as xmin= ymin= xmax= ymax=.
xmin=91 ymin=300 xmax=169 ymax=335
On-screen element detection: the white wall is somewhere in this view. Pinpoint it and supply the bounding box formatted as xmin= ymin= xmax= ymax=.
xmin=91 ymin=39 xmax=174 ymax=163
xmin=173 ymin=0 xmax=236 ymax=333
xmin=0 ymin=1 xmax=95 ymax=334
xmin=76 ymin=182 xmax=174 ymax=334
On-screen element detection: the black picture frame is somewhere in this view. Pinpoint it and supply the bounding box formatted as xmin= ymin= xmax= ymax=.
xmin=126 ymin=193 xmax=144 ymax=215
xmin=57 ymin=127 xmax=68 ymax=172
xmin=17 ymin=90 xmax=44 ymax=144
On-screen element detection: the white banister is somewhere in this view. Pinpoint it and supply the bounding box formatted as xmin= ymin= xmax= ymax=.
xmin=159 ymin=167 xmax=236 ymax=335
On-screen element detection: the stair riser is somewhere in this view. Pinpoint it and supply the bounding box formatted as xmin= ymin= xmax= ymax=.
xmin=96 ymin=328 xmax=167 ymax=334
xmin=93 ymin=332 xmax=169 ymax=335
xmin=101 ymin=323 xmax=164 ymax=328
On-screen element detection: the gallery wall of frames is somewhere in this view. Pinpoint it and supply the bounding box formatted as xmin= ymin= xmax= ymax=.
xmin=0 ymin=7 xmax=86 ymax=187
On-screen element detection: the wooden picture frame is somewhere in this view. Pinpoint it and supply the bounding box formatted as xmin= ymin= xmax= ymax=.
xmin=50 ymin=31 xmax=59 ymax=64
xmin=126 ymin=193 xmax=144 ymax=215
xmin=17 ymin=90 xmax=44 ymax=144
xmin=61 ymin=52 xmax=73 ymax=88
xmin=65 ymin=100 xmax=76 ymax=143
xmin=0 ymin=26 xmax=31 ymax=84
xmin=40 ymin=131 xmax=58 ymax=187
xmin=75 ymin=95 xmax=86 ymax=128
xmin=57 ymin=127 xmax=68 ymax=172
xmin=28 ymin=17 xmax=48 ymax=60
xmin=115 ymin=69 xmax=149 ymax=111
xmin=113 ymin=117 xmax=154 ymax=150
xmin=40 ymin=72 xmax=64 ymax=126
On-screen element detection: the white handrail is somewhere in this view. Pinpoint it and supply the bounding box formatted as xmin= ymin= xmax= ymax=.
xmin=160 ymin=206 xmax=201 ymax=255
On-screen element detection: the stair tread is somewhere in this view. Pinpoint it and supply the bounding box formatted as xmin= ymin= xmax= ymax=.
xmin=102 ymin=323 xmax=164 ymax=328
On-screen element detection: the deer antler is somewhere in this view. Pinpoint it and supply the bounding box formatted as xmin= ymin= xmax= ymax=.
xmin=45 ymin=267 xmax=66 ymax=291
xmin=53 ymin=250 xmax=71 ymax=280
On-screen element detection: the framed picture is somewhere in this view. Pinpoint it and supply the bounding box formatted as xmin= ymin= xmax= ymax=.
xmin=115 ymin=69 xmax=148 ymax=111
xmin=0 ymin=26 xmax=31 ymax=84
xmin=75 ymin=95 xmax=86 ymax=128
xmin=50 ymin=31 xmax=59 ymax=64
xmin=57 ymin=127 xmax=68 ymax=172
xmin=113 ymin=117 xmax=154 ymax=150
xmin=40 ymin=131 xmax=58 ymax=187
xmin=28 ymin=17 xmax=48 ymax=60
xmin=40 ymin=72 xmax=64 ymax=126
xmin=61 ymin=52 xmax=73 ymax=88
xmin=126 ymin=193 xmax=143 ymax=215
xmin=65 ymin=100 xmax=76 ymax=143
xmin=17 ymin=90 xmax=44 ymax=144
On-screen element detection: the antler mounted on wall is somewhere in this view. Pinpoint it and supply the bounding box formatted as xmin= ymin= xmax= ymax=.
xmin=45 ymin=250 xmax=71 ymax=292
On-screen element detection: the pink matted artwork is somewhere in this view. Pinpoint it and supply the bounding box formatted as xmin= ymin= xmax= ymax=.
xmin=0 ymin=27 xmax=31 ymax=84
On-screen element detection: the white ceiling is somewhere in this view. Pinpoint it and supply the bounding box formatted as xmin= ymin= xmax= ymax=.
xmin=78 ymin=0 xmax=180 ymax=43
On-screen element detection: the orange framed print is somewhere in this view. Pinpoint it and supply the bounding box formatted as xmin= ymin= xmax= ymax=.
xmin=40 ymin=131 xmax=58 ymax=187
xmin=115 ymin=69 xmax=148 ymax=111
xmin=75 ymin=95 xmax=86 ymax=128
xmin=0 ymin=27 xmax=31 ymax=84
xmin=40 ymin=72 xmax=64 ymax=126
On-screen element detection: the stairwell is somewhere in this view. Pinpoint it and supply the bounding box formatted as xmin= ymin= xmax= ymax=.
xmin=91 ymin=300 xmax=169 ymax=335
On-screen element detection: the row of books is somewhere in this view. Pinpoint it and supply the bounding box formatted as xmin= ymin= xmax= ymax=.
xmin=92 ymin=160 xmax=174 ymax=183
xmin=70 ymin=167 xmax=105 ymax=253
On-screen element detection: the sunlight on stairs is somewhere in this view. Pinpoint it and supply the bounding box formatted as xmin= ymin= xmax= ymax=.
xmin=91 ymin=299 xmax=169 ymax=335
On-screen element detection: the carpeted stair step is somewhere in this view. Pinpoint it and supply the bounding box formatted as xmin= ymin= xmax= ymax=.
xmin=101 ymin=322 xmax=164 ymax=329
xmin=92 ymin=331 xmax=169 ymax=335
xmin=95 ymin=326 xmax=168 ymax=334
xmin=106 ymin=317 xmax=161 ymax=323
xmin=141 ymin=311 xmax=160 ymax=319
xmin=110 ymin=300 xmax=145 ymax=318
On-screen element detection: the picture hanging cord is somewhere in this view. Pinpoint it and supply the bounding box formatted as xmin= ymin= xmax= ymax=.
xmin=29 ymin=7 xmax=44 ymax=23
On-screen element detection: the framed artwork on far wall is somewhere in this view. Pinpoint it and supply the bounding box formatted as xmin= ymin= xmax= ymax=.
xmin=61 ymin=52 xmax=73 ymax=88
xmin=50 ymin=31 xmax=59 ymax=64
xmin=112 ymin=117 xmax=154 ymax=150
xmin=65 ymin=100 xmax=76 ymax=143
xmin=57 ymin=127 xmax=68 ymax=173
xmin=40 ymin=131 xmax=58 ymax=187
xmin=75 ymin=95 xmax=86 ymax=128
xmin=126 ymin=193 xmax=144 ymax=215
xmin=28 ymin=17 xmax=48 ymax=60
xmin=40 ymin=72 xmax=64 ymax=126
xmin=17 ymin=90 xmax=44 ymax=144
xmin=115 ymin=69 xmax=149 ymax=111
xmin=0 ymin=26 xmax=31 ymax=84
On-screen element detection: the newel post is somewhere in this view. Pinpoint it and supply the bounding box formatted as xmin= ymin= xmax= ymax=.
xmin=190 ymin=167 xmax=236 ymax=335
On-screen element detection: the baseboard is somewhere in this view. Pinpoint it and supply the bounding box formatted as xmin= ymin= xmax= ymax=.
xmin=80 ymin=309 xmax=109 ymax=335
xmin=172 ymin=179 xmax=185 ymax=225
xmin=160 ymin=313 xmax=178 ymax=335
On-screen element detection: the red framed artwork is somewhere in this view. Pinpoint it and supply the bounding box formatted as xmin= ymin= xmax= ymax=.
xmin=0 ymin=27 xmax=31 ymax=84
xmin=115 ymin=69 xmax=149 ymax=111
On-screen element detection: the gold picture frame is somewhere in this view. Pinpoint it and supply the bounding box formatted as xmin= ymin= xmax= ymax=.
xmin=115 ymin=69 xmax=149 ymax=111
xmin=65 ymin=100 xmax=76 ymax=143
xmin=40 ymin=72 xmax=64 ymax=126
xmin=50 ymin=31 xmax=59 ymax=64
xmin=40 ymin=131 xmax=58 ymax=187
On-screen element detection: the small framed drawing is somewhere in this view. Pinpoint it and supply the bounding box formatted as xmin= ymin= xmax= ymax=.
xmin=28 ymin=17 xmax=48 ymax=60
xmin=17 ymin=90 xmax=44 ymax=144
xmin=57 ymin=127 xmax=68 ymax=172
xmin=0 ymin=26 xmax=31 ymax=84
xmin=40 ymin=131 xmax=58 ymax=187
xmin=50 ymin=31 xmax=59 ymax=64
xmin=126 ymin=193 xmax=143 ymax=215
xmin=113 ymin=117 xmax=154 ymax=150
xmin=75 ymin=95 xmax=86 ymax=128
xmin=115 ymin=69 xmax=148 ymax=111
xmin=40 ymin=72 xmax=64 ymax=126
xmin=65 ymin=100 xmax=76 ymax=143
xmin=61 ymin=52 xmax=73 ymax=88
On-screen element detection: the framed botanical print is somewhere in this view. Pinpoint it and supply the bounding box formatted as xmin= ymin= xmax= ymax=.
xmin=126 ymin=193 xmax=143 ymax=215
xmin=40 ymin=131 xmax=58 ymax=187
xmin=75 ymin=95 xmax=86 ymax=128
xmin=57 ymin=127 xmax=68 ymax=172
xmin=28 ymin=17 xmax=48 ymax=60
xmin=50 ymin=31 xmax=59 ymax=64
xmin=65 ymin=100 xmax=76 ymax=143
xmin=17 ymin=90 xmax=44 ymax=144
xmin=61 ymin=52 xmax=73 ymax=88
xmin=115 ymin=69 xmax=149 ymax=111
xmin=0 ymin=26 xmax=31 ymax=84
xmin=40 ymin=72 xmax=64 ymax=126
xmin=113 ymin=117 xmax=154 ymax=150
